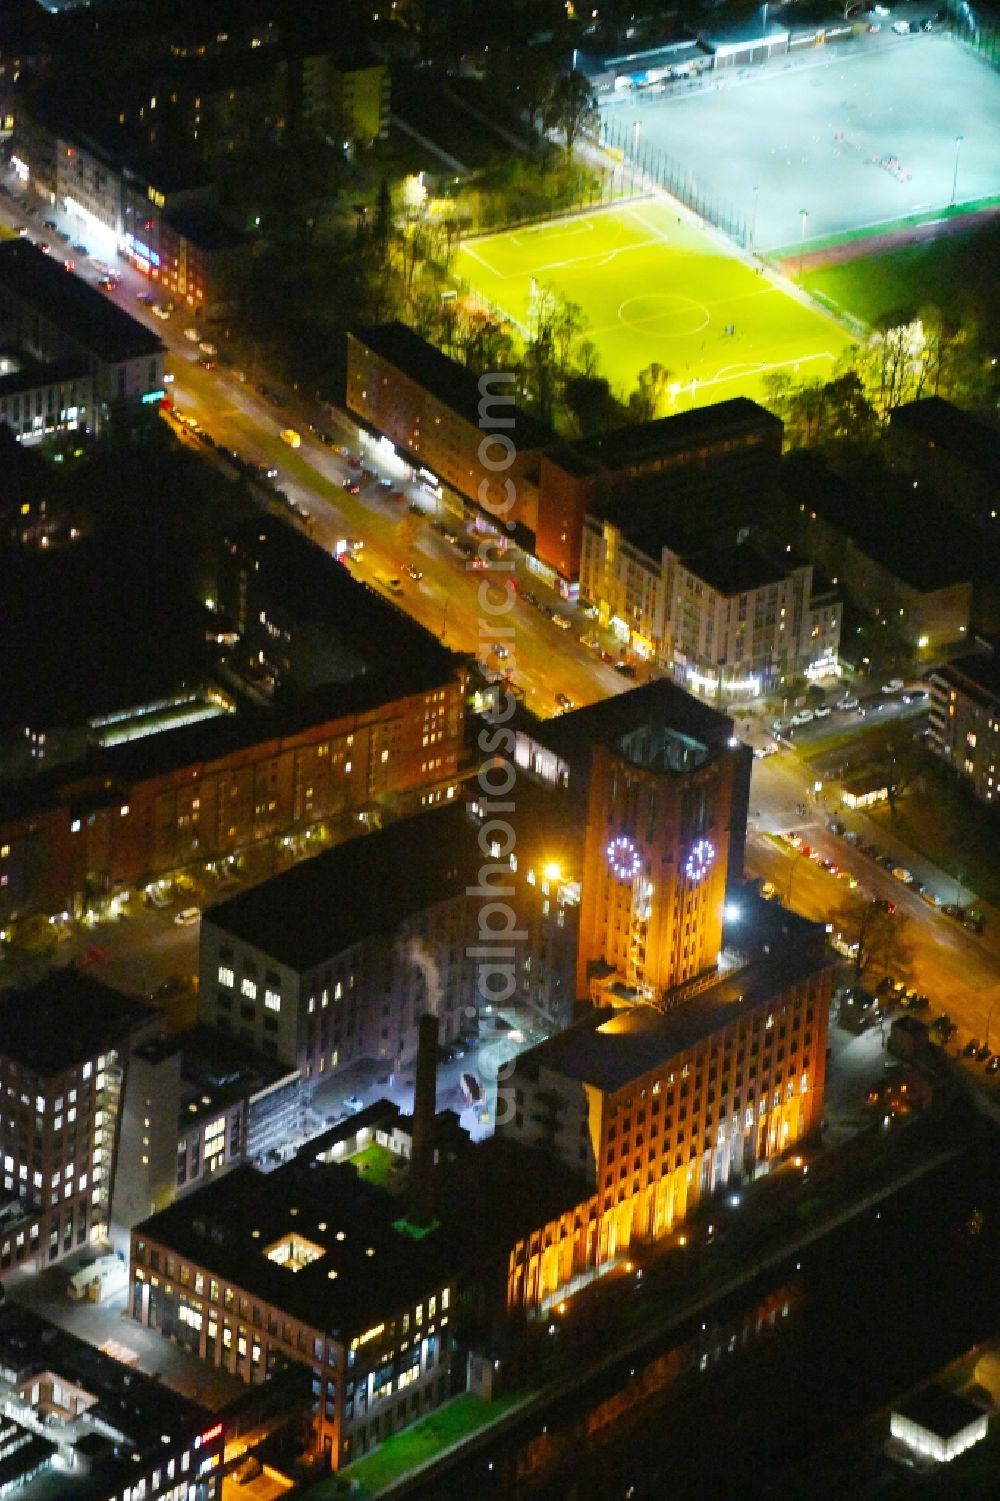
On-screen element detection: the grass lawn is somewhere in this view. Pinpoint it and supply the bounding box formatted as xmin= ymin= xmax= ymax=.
xmin=308 ymin=1393 xmax=527 ymax=1498
xmin=454 ymin=199 xmax=850 ymax=404
xmin=803 ymin=216 xmax=1000 ymax=326
xmin=867 ymin=763 xmax=1000 ymax=908
xmin=346 ymin=1141 xmax=398 ymax=1188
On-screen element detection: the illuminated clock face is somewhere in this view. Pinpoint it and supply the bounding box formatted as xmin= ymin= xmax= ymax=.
xmin=606 ymin=835 xmax=642 ymax=882
xmin=684 ymin=838 xmax=715 ymax=884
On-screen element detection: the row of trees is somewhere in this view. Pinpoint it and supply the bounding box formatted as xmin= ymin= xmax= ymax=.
xmin=763 ymin=304 xmax=991 ymax=447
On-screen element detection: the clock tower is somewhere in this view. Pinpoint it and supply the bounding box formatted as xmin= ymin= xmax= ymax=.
xmin=577 ymin=723 xmax=738 ymax=1004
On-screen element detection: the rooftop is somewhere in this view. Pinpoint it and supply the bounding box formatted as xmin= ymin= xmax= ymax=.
xmin=677 ymin=541 xmax=791 ymax=596
xmin=522 ymin=677 xmax=736 ymax=774
xmin=136 ymin=1159 xmax=454 ymax=1340
xmin=203 ymin=802 xmax=482 ymax=969
xmin=0 ymin=1301 xmax=217 ymax=1500
xmin=517 ymin=947 xmax=834 ymax=1094
xmin=0 ymin=240 xmax=164 ymax=364
xmin=135 ymin=1024 xmax=298 ymax=1130
xmin=782 ymin=450 xmax=982 ymax=593
xmin=573 ymin=398 xmax=781 ymax=472
xmin=351 ymin=324 xmax=552 ymax=449
xmin=932 ymin=651 xmax=1000 ymax=706
xmin=165 ymin=204 xmax=249 ymax=254
xmin=890 ymin=396 xmax=1000 ymax=473
xmin=894 ymin=1385 xmax=987 ymax=1439
xmin=0 ymin=971 xmax=156 ymax=1076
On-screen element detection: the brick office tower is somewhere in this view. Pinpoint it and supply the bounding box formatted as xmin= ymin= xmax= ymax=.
xmin=577 ymin=721 xmax=741 ymax=1006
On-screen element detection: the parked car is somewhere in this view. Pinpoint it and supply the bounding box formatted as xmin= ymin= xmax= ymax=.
xmin=183 ymin=327 xmax=200 ymax=342
xmin=790 ymin=709 xmax=814 ymax=726
xmin=837 ymin=694 xmax=859 ymax=711
xmin=892 ymin=867 xmax=913 ymax=884
xmin=174 ymin=906 xmax=200 ymax=926
xmin=551 ymin=614 xmax=572 ymax=631
xmin=883 ymin=677 xmax=905 ymax=693
xmin=814 ymin=704 xmax=832 ymax=718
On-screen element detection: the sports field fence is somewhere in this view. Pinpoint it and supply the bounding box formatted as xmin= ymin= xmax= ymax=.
xmin=598 ymin=114 xmax=750 ymax=248
xmin=456 ymin=158 xmax=650 ymax=239
xmin=944 ymin=2 xmax=1000 ymax=71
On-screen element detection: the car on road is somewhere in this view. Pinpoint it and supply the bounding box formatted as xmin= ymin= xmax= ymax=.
xmin=551 ymin=614 xmax=572 ymax=631
xmin=901 ymin=689 xmax=928 ymax=705
xmin=555 ymin=692 xmax=575 ymax=712
xmin=151 ymin=303 xmax=171 ymax=320
xmin=343 ymin=479 xmax=361 ymax=494
xmin=198 ymin=355 xmax=217 ymax=370
xmin=753 ymin=743 xmax=777 ymax=759
xmin=580 ymin=633 xmax=601 ymax=651
xmin=136 ymin=291 xmax=156 ymax=305
xmin=403 ymin=562 xmax=423 ymax=581
xmin=814 ymin=704 xmax=832 ymax=718
xmin=877 ymin=898 xmax=897 ymax=914
xmin=614 ymin=661 xmax=638 ymax=678
xmin=790 ymin=710 xmax=814 ymax=726
xmin=883 ymin=678 xmax=905 ymax=694
xmin=184 ymin=327 xmax=200 ymax=342
xmin=280 ymin=427 xmax=301 ymax=448
xmin=577 ymin=598 xmax=598 ymax=618
xmin=891 ymin=18 xmax=910 ymax=32
xmin=892 ymin=867 xmax=914 ymax=884
xmin=837 ymin=694 xmax=860 ymax=711
xmin=174 ymin=906 xmax=200 ymax=926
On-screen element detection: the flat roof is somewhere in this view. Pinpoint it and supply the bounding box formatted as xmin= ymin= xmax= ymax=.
xmin=136 ymin=1160 xmax=454 ymax=1340
xmin=677 ymin=541 xmax=789 ymax=595
xmin=782 ymin=450 xmax=980 ymax=593
xmin=520 ymin=677 xmax=735 ymax=772
xmin=203 ymin=802 xmax=483 ymax=969
xmin=350 ymin=323 xmax=552 ymax=449
xmin=135 ymin=1024 xmax=298 ymax=1129
xmin=933 ymin=652 xmax=1000 ymax=706
xmin=0 ymin=240 xmax=165 ymax=364
xmin=890 ymin=396 xmax=1000 ymax=473
xmin=165 ymin=204 xmax=249 ymax=253
xmin=519 ymin=948 xmax=834 ymax=1094
xmin=894 ymin=1386 xmax=987 ymax=1438
xmin=574 ymin=398 xmax=780 ymax=471
xmin=0 ymin=971 xmax=156 ymax=1076
xmin=0 ymin=1301 xmax=217 ymax=1498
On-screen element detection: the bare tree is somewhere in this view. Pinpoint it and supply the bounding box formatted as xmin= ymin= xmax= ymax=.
xmin=836 ymin=895 xmax=913 ymax=991
xmin=544 ymin=70 xmax=599 ymax=158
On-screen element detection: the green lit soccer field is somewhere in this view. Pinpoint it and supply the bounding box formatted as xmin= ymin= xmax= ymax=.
xmin=455 ymin=200 xmax=852 ymax=408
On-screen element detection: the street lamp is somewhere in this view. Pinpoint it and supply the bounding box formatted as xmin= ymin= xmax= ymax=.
xmin=951 ymin=135 xmax=964 ymax=207
xmin=798 ymin=208 xmax=809 ymax=279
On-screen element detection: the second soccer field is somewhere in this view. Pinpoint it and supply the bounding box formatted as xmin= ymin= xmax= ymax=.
xmin=454 ymin=200 xmax=852 ymax=408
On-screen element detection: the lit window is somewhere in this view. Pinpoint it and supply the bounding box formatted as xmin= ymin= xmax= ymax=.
xmin=241 ymin=978 xmax=257 ymax=1000
xmin=264 ymin=990 xmax=281 ymax=1013
xmin=217 ymin=966 xmax=234 ymax=988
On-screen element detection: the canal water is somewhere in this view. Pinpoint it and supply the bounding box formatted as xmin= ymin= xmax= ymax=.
xmin=412 ymin=1136 xmax=998 ymax=1499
